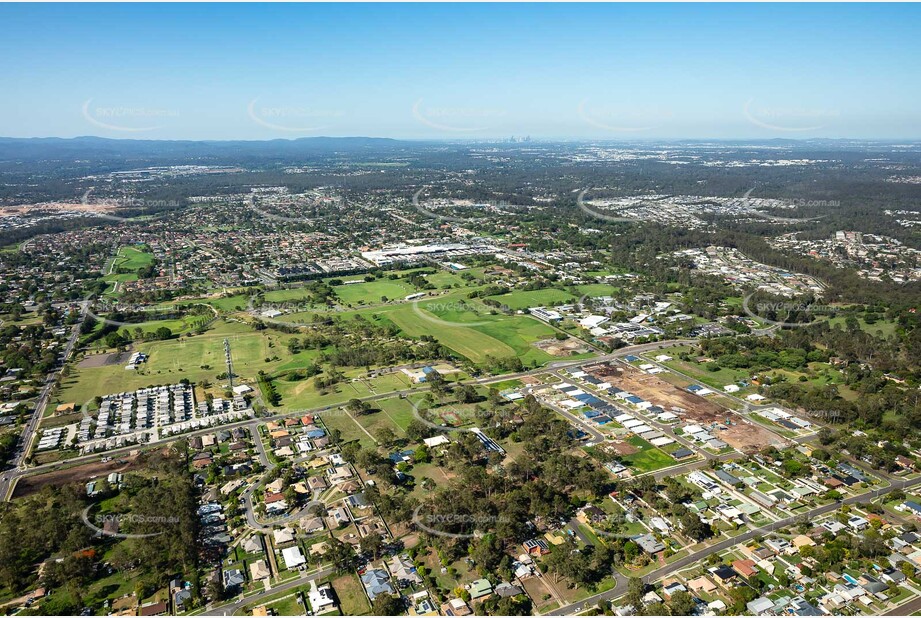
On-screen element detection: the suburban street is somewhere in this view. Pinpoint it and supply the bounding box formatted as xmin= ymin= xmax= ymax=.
xmin=204 ymin=566 xmax=336 ymax=616
xmin=0 ymin=301 xmax=87 ymax=500
xmin=549 ymin=474 xmax=921 ymax=615
xmin=240 ymin=426 xmax=331 ymax=531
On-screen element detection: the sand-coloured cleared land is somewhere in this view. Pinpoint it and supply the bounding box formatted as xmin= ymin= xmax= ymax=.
xmin=588 ymin=363 xmax=786 ymax=452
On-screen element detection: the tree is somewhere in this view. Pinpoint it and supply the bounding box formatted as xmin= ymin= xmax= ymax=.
xmin=326 ymin=538 xmax=356 ymax=572
xmin=470 ymin=534 xmax=504 ymax=572
xmin=406 ymin=419 xmax=435 ymax=442
xmin=625 ymin=576 xmax=645 ymax=608
xmin=413 ymin=444 xmax=431 ymax=464
xmin=375 ymin=426 xmax=396 ymax=448
xmin=667 ymin=591 xmax=696 ymax=616
xmin=346 ymin=398 xmax=372 ymax=416
xmin=371 ymin=593 xmax=404 ymax=616
xmin=359 ymin=532 xmax=385 ymax=559
xmin=207 ymin=578 xmax=225 ymax=603
xmin=681 ymin=511 xmax=713 ymax=541
xmin=457 ymin=384 xmax=479 ymax=404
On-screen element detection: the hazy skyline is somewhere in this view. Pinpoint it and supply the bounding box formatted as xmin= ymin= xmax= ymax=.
xmin=2 ymin=3 xmax=920 ymax=140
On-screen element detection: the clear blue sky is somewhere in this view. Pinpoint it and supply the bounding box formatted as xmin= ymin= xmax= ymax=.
xmin=1 ymin=3 xmax=919 ymax=140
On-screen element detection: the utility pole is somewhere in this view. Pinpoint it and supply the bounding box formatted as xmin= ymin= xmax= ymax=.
xmin=224 ymin=338 xmax=234 ymax=390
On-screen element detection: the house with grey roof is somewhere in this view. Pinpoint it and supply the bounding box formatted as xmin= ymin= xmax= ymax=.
xmin=361 ymin=568 xmax=395 ymax=601
xmin=634 ymin=533 xmax=665 ymax=554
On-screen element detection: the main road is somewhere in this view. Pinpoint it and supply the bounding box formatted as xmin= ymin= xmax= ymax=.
xmin=549 ymin=474 xmax=921 ymax=615
xmin=0 ymin=301 xmax=87 ymax=500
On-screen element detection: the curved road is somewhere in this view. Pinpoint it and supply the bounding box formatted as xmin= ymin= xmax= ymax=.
xmin=240 ymin=428 xmax=330 ymax=531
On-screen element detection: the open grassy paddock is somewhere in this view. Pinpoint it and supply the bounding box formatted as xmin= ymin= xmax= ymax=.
xmin=378 ymin=292 xmax=568 ymax=366
xmin=54 ymin=320 xmax=321 ymax=407
xmin=486 ymin=287 xmax=577 ymax=310
xmin=112 ymin=245 xmax=155 ymax=272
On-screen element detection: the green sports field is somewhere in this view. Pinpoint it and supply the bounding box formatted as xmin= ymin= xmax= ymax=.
xmin=486 ymin=288 xmax=577 ymax=310
xmin=379 ymin=294 xmax=564 ymax=365
xmin=272 ymin=371 xmax=419 ymax=412
xmin=334 ymin=279 xmax=418 ymax=305
xmin=574 ymin=283 xmax=622 ymax=298
xmin=112 ymin=246 xmax=155 ymax=271
xmin=54 ymin=321 xmax=322 ymax=406
xmin=277 ymin=289 xmax=577 ymax=366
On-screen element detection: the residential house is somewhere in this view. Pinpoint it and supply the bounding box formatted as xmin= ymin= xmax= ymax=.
xmin=273 ymin=527 xmax=296 ymax=546
xmin=308 ymin=581 xmax=337 ymax=614
xmin=441 ymin=598 xmax=472 ymax=616
xmin=361 ymin=568 xmax=394 ymax=601
xmin=686 ymin=576 xmax=717 ymax=595
xmin=635 ymin=534 xmax=665 ymax=555
xmin=223 ymin=568 xmax=246 ymax=591
xmin=389 ymin=555 xmax=422 ymax=586
xmin=249 ymin=560 xmax=270 ymax=581
xmin=732 ymin=559 xmax=759 ymax=581
xmin=299 ymin=516 xmax=325 ymax=534
xmin=709 ymin=565 xmax=738 ymax=588
xmin=139 ymin=602 xmax=169 ymax=616
xmin=495 ymin=582 xmax=524 ymax=598
xmin=281 ymin=546 xmax=306 ymax=570
xmin=523 ymin=538 xmax=550 ymax=556
xmin=466 ymin=578 xmax=493 ymax=600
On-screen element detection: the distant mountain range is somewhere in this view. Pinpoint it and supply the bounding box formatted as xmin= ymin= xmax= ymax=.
xmin=0 ymin=135 xmax=915 ymax=164
xmin=0 ymin=135 xmax=415 ymax=162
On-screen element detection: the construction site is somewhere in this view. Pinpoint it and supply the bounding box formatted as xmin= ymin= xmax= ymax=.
xmin=587 ymin=362 xmax=787 ymax=453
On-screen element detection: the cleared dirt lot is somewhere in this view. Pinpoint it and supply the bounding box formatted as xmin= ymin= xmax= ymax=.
xmin=534 ymin=337 xmax=590 ymax=356
xmin=12 ymin=453 xmax=142 ymax=498
xmin=78 ymin=350 xmax=131 ymax=368
xmin=587 ymin=363 xmax=786 ymax=452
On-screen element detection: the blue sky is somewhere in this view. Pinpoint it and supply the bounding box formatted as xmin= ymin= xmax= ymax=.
xmin=1 ymin=3 xmax=919 ymax=140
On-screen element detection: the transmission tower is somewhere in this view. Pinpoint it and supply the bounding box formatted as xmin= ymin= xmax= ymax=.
xmin=224 ymin=338 xmax=235 ymax=390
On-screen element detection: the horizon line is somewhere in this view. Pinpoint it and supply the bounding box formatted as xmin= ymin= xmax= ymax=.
xmin=3 ymin=135 xmax=921 ymax=144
